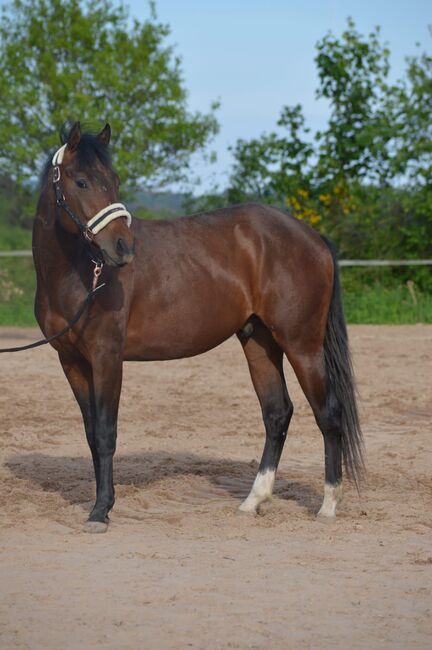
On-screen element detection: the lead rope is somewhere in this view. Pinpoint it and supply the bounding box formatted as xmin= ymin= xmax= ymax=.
xmin=0 ymin=263 xmax=105 ymax=354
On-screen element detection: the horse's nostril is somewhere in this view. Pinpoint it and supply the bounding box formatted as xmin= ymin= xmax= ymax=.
xmin=116 ymin=238 xmax=127 ymax=256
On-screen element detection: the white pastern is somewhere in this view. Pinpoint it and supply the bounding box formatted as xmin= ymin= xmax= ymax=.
xmin=239 ymin=469 xmax=275 ymax=514
xmin=317 ymin=482 xmax=343 ymax=518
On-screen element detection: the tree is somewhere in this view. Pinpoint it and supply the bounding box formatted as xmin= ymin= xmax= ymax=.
xmin=389 ymin=42 xmax=432 ymax=186
xmin=388 ymin=42 xmax=432 ymax=258
xmin=314 ymin=19 xmax=392 ymax=187
xmin=224 ymin=18 xmax=431 ymax=269
xmin=225 ymin=105 xmax=322 ymax=225
xmin=225 ymin=21 xmax=398 ymax=230
xmin=313 ymin=21 xmax=432 ymax=257
xmin=0 ymin=0 xmax=219 ymax=188
xmin=227 ymin=105 xmax=312 ymax=200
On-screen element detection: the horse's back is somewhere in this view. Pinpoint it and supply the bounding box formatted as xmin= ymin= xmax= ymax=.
xmin=133 ymin=202 xmax=330 ymax=272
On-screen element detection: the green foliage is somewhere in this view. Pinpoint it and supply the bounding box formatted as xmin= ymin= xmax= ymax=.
xmin=341 ymin=280 xmax=432 ymax=324
xmin=0 ymin=0 xmax=219 ymax=192
xmin=0 ymin=257 xmax=37 ymax=326
xmin=0 ymin=174 xmax=37 ymax=229
xmin=227 ymin=104 xmax=313 ymax=204
xmin=0 ymin=221 xmax=32 ymax=250
xmin=315 ymin=19 xmax=392 ymax=185
xmin=222 ymin=18 xmax=432 ymax=283
xmin=389 ymin=41 xmax=432 ymax=184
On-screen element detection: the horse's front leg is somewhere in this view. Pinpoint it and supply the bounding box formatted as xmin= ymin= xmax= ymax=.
xmin=59 ymin=349 xmax=123 ymax=533
xmin=59 ymin=352 xmax=100 ymax=490
xmin=83 ymin=350 xmax=123 ymax=533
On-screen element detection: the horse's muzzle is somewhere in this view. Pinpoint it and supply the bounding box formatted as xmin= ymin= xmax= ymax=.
xmin=102 ymin=237 xmax=135 ymax=267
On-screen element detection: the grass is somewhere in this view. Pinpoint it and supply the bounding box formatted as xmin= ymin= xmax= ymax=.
xmin=0 ymin=222 xmax=32 ymax=251
xmin=0 ymin=258 xmax=431 ymax=327
xmin=340 ymin=267 xmax=432 ymax=324
xmin=343 ymin=285 xmax=432 ymax=324
xmin=0 ymin=257 xmax=38 ymax=326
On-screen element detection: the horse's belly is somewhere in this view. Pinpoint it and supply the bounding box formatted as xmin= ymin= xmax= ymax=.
xmin=124 ymin=295 xmax=249 ymax=361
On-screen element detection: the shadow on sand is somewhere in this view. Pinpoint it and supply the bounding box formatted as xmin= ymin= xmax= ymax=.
xmin=5 ymin=450 xmax=321 ymax=515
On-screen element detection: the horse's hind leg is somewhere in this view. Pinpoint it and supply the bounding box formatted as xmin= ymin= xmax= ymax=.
xmin=276 ymin=342 xmax=343 ymax=518
xmin=238 ymin=320 xmax=293 ymax=514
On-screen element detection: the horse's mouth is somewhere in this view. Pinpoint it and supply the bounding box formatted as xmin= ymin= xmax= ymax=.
xmin=101 ymin=248 xmax=134 ymax=268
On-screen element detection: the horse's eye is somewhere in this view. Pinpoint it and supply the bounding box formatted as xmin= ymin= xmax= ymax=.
xmin=76 ymin=179 xmax=87 ymax=189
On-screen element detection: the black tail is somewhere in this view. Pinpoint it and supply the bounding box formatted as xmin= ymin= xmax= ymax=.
xmin=321 ymin=236 xmax=365 ymax=486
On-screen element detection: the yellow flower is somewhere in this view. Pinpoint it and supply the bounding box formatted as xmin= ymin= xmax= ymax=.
xmin=318 ymin=193 xmax=331 ymax=206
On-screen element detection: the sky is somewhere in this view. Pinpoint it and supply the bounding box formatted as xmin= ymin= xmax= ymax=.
xmin=1 ymin=0 xmax=430 ymax=191
xmin=126 ymin=0 xmax=431 ymax=191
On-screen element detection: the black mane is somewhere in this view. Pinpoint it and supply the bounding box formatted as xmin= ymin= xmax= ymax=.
xmin=40 ymin=127 xmax=113 ymax=187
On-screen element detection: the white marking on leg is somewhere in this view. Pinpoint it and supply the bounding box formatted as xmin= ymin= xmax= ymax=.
xmin=318 ymin=482 xmax=342 ymax=518
xmin=239 ymin=469 xmax=275 ymax=513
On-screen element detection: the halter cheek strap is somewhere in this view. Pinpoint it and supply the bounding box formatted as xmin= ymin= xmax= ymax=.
xmin=51 ymin=144 xmax=132 ymax=237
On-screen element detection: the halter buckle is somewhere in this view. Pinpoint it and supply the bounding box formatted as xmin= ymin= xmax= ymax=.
xmin=84 ymin=227 xmax=94 ymax=242
xmin=53 ymin=165 xmax=61 ymax=183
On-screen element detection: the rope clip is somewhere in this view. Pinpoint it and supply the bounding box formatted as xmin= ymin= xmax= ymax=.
xmin=92 ymin=260 xmax=104 ymax=290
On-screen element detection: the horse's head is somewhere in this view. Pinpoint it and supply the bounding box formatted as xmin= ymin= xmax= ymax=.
xmin=49 ymin=121 xmax=135 ymax=267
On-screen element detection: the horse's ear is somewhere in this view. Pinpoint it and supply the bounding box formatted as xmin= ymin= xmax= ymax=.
xmin=67 ymin=121 xmax=81 ymax=152
xmin=97 ymin=123 xmax=111 ymax=146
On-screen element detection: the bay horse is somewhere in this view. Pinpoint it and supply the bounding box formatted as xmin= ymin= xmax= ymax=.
xmin=33 ymin=122 xmax=363 ymax=533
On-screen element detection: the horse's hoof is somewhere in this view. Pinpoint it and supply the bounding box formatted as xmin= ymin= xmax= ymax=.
xmin=316 ymin=512 xmax=336 ymax=524
xmin=83 ymin=520 xmax=108 ymax=534
xmin=238 ymin=502 xmax=257 ymax=516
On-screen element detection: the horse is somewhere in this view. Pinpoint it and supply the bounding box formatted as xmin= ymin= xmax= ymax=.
xmin=33 ymin=121 xmax=364 ymax=533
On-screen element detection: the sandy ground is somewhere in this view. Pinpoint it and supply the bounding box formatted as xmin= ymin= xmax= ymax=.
xmin=0 ymin=324 xmax=431 ymax=650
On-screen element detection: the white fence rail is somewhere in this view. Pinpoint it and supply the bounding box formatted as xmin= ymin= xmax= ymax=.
xmin=0 ymin=250 xmax=33 ymax=257
xmin=338 ymin=259 xmax=432 ymax=267
xmin=2 ymin=251 xmax=432 ymax=266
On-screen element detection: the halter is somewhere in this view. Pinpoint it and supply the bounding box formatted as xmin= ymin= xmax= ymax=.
xmin=51 ymin=144 xmax=132 ymax=242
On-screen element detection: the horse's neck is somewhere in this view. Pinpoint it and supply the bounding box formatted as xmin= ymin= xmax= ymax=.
xmin=33 ymin=191 xmax=81 ymax=280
